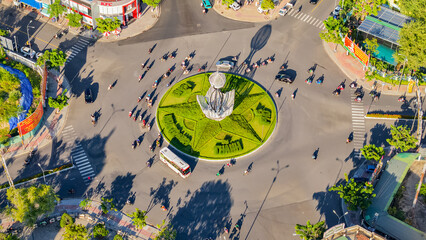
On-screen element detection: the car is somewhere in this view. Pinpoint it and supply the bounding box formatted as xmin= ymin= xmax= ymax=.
xmin=216 ymin=60 xmax=235 ymax=69
xmin=275 ymin=72 xmax=294 ymax=84
xmin=279 ymin=3 xmax=293 ymax=16
xmin=366 ymin=164 xmax=376 ymax=173
xmin=202 ymin=0 xmax=212 ymax=9
xmin=20 ymin=46 xmax=36 ymax=58
xmin=353 ymin=177 xmax=369 ymax=183
xmin=84 ymin=88 xmax=93 ymax=103
xmin=309 ymin=0 xmax=318 ymax=4
xmin=230 ymin=2 xmax=241 ymax=11
xmin=332 ymin=5 xmax=341 ymax=18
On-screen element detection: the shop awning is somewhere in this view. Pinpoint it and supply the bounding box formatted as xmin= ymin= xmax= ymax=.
xmin=20 ymin=0 xmax=42 ymax=9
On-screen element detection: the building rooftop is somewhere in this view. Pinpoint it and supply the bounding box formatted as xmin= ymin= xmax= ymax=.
xmin=323 ymin=224 xmax=385 ymax=240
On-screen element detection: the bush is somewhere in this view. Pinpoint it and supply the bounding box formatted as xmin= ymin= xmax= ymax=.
xmin=113 ymin=235 xmax=123 ymax=240
xmin=214 ymin=140 xmax=243 ymax=155
xmin=172 ymin=81 xmax=195 ymax=97
xmin=388 ymin=206 xmax=405 ymax=221
xmin=60 ymin=213 xmax=74 ymax=228
xmin=255 ymin=104 xmax=272 ymax=125
xmin=163 ymin=114 xmax=191 ymax=146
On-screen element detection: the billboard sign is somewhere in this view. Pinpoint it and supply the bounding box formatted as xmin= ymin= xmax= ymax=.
xmin=344 ymin=36 xmax=370 ymax=67
xmin=18 ymin=101 xmax=43 ymax=136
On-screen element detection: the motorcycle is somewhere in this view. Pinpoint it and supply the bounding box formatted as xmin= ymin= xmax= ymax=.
xmin=146 ymin=160 xmax=152 ymax=168
xmin=350 ymin=81 xmax=357 ymax=88
xmin=132 ymin=141 xmax=137 ymax=150
xmin=398 ymin=96 xmax=406 ymax=102
xmin=355 ymin=96 xmax=363 ymax=102
xmin=332 ymin=89 xmax=340 ymax=96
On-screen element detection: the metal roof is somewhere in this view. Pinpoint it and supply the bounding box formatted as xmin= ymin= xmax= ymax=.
xmin=357 ymin=6 xmax=412 ymax=46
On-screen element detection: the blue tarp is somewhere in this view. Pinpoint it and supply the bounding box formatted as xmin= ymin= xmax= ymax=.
xmin=0 ymin=64 xmax=34 ymax=130
xmin=20 ymin=0 xmax=42 ymax=9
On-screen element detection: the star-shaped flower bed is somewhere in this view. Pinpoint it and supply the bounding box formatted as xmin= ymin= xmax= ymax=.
xmin=157 ymin=73 xmax=276 ymax=160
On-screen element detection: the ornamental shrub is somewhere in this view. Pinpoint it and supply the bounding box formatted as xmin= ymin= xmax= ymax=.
xmin=172 ymin=81 xmax=195 ymax=97
xmin=255 ymin=104 xmax=271 ymax=125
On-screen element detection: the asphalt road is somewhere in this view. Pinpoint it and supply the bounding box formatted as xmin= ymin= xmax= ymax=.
xmin=0 ymin=0 xmax=413 ymax=239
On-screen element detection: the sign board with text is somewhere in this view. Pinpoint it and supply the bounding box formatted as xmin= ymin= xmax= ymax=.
xmin=344 ymin=36 xmax=370 ymax=67
xmin=18 ymin=102 xmax=43 ymax=136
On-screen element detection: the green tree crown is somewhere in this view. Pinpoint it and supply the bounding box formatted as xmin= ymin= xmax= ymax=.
xmin=36 ymin=49 xmax=67 ymax=68
xmin=113 ymin=235 xmax=124 ymax=240
xmin=48 ymin=0 xmax=66 ymax=18
xmin=222 ymin=0 xmax=234 ymax=7
xmin=319 ymin=17 xmax=347 ymax=46
xmin=363 ymin=38 xmax=379 ymax=55
xmin=0 ymin=29 xmax=9 ymax=37
xmin=60 ymin=212 xmax=74 ymax=228
xmin=294 ymin=220 xmax=326 ymax=240
xmin=398 ymin=0 xmax=426 ymax=21
xmin=142 ymin=0 xmax=161 ymax=7
xmin=131 ymin=208 xmax=147 ymax=229
xmin=63 ymin=223 xmax=88 ymax=240
xmin=100 ymin=197 xmax=117 ymax=214
xmin=79 ymin=198 xmax=92 ymax=209
xmin=5 ymin=184 xmax=59 ymax=226
xmin=95 ymin=18 xmax=121 ymax=33
xmin=48 ymin=89 xmax=69 ymax=112
xmin=329 ymin=174 xmax=376 ymax=210
xmin=386 ymin=125 xmax=417 ymax=152
xmin=361 ymin=144 xmax=385 ymax=161
xmin=155 ymin=220 xmax=177 ymax=240
xmin=394 ymin=21 xmax=426 ymax=71
xmin=67 ymin=13 xmax=83 ymax=28
xmin=352 ymin=0 xmax=386 ymax=20
xmin=261 ymin=0 xmax=275 ymax=10
xmin=93 ymin=223 xmax=109 ymax=238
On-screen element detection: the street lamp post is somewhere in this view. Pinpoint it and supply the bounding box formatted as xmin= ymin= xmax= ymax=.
xmin=26 ymin=20 xmax=35 ymax=51
xmin=332 ymin=210 xmax=348 ymax=224
xmin=37 ymin=163 xmax=47 ymax=185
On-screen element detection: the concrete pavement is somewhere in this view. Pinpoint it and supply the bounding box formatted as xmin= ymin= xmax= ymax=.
xmin=213 ymin=0 xmax=289 ymax=22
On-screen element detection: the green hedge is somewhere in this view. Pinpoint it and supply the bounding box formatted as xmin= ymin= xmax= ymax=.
xmin=214 ymin=140 xmax=243 ymax=155
xmin=163 ymin=114 xmax=192 ymax=146
xmin=172 ymin=81 xmax=195 ymax=97
xmin=233 ymin=93 xmax=266 ymax=115
xmin=0 ymin=163 xmax=73 ymax=189
xmin=160 ymin=102 xmax=203 ymax=121
xmin=255 ymin=104 xmax=272 ymax=125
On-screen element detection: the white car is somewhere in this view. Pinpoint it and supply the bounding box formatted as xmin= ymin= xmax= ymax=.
xmin=230 ymin=2 xmax=241 ymax=11
xmin=216 ymin=60 xmax=235 ymax=69
xmin=279 ymin=3 xmax=293 ymax=16
xmin=20 ymin=47 xmax=36 ymax=58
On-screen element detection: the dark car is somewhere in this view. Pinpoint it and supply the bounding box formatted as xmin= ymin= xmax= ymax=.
xmin=275 ymin=72 xmax=294 ymax=84
xmin=84 ymin=88 xmax=93 ymax=103
xmin=309 ymin=0 xmax=318 ymax=4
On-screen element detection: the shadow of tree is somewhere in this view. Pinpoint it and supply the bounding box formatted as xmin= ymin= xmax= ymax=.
xmin=170 ymin=180 xmax=233 ymax=240
xmin=369 ymin=123 xmax=391 ymax=147
xmin=147 ymin=177 xmax=178 ymax=213
xmin=104 ymin=172 xmax=136 ymax=210
xmin=312 ymin=181 xmax=344 ymax=228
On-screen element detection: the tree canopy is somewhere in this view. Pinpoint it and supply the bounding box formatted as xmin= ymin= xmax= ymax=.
xmin=386 ymin=125 xmax=417 ymax=152
xmin=63 ymin=224 xmax=88 ymax=240
xmin=36 ymin=49 xmax=67 ymax=68
xmin=142 ymin=0 xmax=161 ymax=7
xmin=329 ymin=174 xmax=376 ymax=210
xmin=352 ymin=0 xmax=386 ymax=20
xmin=5 ymin=184 xmax=59 ymax=226
xmin=222 ymin=0 xmax=234 ymax=7
xmin=319 ymin=17 xmax=347 ymax=47
xmin=48 ymin=0 xmax=66 ymax=18
xmin=60 ymin=212 xmax=74 ymax=228
xmin=66 ymin=13 xmax=83 ymax=28
xmin=93 ymin=223 xmax=109 ymax=238
xmin=155 ymin=221 xmax=177 ymax=240
xmin=261 ymin=0 xmax=275 ymax=10
xmin=294 ymin=220 xmax=326 ymax=240
xmin=100 ymin=197 xmax=116 ymax=214
xmin=48 ymin=89 xmax=69 ymax=112
xmin=0 ymin=29 xmax=9 ymax=37
xmin=363 ymin=38 xmax=379 ymax=55
xmin=95 ymin=18 xmax=121 ymax=33
xmin=361 ymin=144 xmax=385 ymax=161
xmin=131 ymin=208 xmax=147 ymax=229
xmin=394 ymin=21 xmax=426 ymax=71
xmin=398 ymin=0 xmax=426 ymax=21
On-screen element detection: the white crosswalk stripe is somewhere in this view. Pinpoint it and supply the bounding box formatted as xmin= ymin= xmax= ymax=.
xmin=286 ymin=10 xmax=326 ymax=29
xmin=350 ymin=89 xmax=367 ymax=161
xmin=65 ymin=38 xmax=90 ymax=64
xmin=61 ymin=125 xmax=95 ymax=185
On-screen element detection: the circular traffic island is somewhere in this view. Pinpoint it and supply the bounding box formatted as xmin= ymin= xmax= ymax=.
xmin=157 ymin=73 xmax=276 ymax=160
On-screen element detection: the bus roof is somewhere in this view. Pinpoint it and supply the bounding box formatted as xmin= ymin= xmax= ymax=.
xmin=160 ymin=147 xmax=190 ymax=169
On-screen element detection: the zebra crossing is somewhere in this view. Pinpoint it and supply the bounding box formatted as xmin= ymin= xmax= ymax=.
xmin=350 ymin=90 xmax=366 ymax=160
xmin=286 ymin=9 xmax=326 ymax=29
xmin=65 ymin=38 xmax=90 ymax=64
xmin=62 ymin=125 xmax=95 ymax=185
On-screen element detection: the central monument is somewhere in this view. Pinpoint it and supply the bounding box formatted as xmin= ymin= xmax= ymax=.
xmin=197 ymin=71 xmax=235 ymax=121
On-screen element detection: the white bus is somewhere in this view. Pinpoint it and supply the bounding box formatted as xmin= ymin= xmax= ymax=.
xmin=159 ymin=147 xmax=191 ymax=178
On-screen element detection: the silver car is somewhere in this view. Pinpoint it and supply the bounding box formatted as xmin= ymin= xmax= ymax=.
xmin=230 ymin=2 xmax=241 ymax=11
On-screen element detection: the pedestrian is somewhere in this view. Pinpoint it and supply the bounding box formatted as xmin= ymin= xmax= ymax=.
xmin=203 ymin=8 xmax=207 ymax=14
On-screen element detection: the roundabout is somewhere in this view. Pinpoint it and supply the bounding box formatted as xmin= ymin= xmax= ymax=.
xmin=157 ymin=72 xmax=276 ymax=160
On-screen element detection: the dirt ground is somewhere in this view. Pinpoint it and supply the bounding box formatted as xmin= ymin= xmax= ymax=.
xmin=398 ymin=161 xmax=426 ymax=232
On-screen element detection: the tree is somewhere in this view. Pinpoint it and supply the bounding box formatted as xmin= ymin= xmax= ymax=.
xmin=294 ymin=220 xmax=326 ymax=240
xmin=221 ymin=0 xmax=234 ymax=7
xmin=5 ymin=184 xmax=59 ymax=226
xmin=100 ymin=197 xmax=116 ymax=214
xmin=386 ymin=125 xmax=417 ymax=152
xmin=352 ymin=0 xmax=386 ymax=20
xmin=48 ymin=0 xmax=66 ymax=18
xmin=79 ymin=198 xmax=92 ymax=210
xmin=329 ymin=174 xmax=376 ymax=210
xmin=67 ymin=13 xmax=83 ymax=28
xmin=398 ymin=0 xmax=426 ymax=21
xmin=394 ymin=21 xmax=426 ymax=71
xmin=0 ymin=29 xmax=9 ymax=37
xmin=0 ymin=233 xmax=19 ymax=240
xmin=93 ymin=223 xmax=109 ymax=239
xmin=60 ymin=212 xmax=74 ymax=228
xmin=36 ymin=49 xmax=67 ymax=68
xmin=361 ymin=144 xmax=385 ymax=161
xmin=261 ymin=0 xmax=275 ymax=10
xmin=63 ymin=223 xmax=88 ymax=240
xmin=363 ymin=38 xmax=379 ymax=55
xmin=113 ymin=235 xmax=124 ymax=240
xmin=95 ymin=18 xmax=121 ymax=33
xmin=155 ymin=221 xmax=177 ymax=240
xmin=48 ymin=89 xmax=69 ymax=113
xmin=131 ymin=208 xmax=147 ymax=229
xmin=319 ymin=17 xmax=347 ymax=51
xmin=142 ymin=0 xmax=161 ymax=7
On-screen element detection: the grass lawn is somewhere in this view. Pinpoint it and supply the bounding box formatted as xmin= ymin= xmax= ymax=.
xmin=157 ymin=73 xmax=276 ymax=160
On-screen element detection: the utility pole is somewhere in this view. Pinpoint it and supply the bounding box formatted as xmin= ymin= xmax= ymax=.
xmin=1 ymin=154 xmax=15 ymax=189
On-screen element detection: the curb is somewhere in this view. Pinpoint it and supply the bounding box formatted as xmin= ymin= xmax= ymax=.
xmin=212 ymin=2 xmax=285 ymax=23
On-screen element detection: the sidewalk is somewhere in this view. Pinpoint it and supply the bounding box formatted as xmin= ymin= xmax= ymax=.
xmin=213 ymin=0 xmax=290 ymax=22
xmin=322 ymin=40 xmax=423 ymax=97
xmin=0 ymin=198 xmax=159 ymax=239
